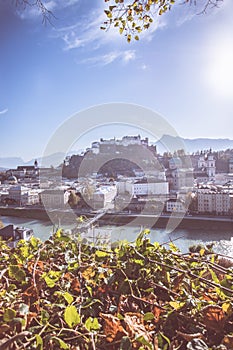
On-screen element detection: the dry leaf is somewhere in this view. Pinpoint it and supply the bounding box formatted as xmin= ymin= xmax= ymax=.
xmin=153 ymin=306 xmax=161 ymax=323
xmin=100 ymin=312 xmax=126 ymax=342
xmin=202 ymin=305 xmax=226 ymax=332
xmin=124 ymin=312 xmax=151 ymax=343
xmin=71 ymin=277 xmax=81 ymax=293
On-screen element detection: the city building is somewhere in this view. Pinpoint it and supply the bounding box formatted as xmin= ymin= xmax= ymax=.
xmin=89 ymin=135 xmax=151 ymax=155
xmin=197 ymin=184 xmax=233 ymax=215
xmin=117 ymin=178 xmax=169 ymax=197
xmin=1 ymin=185 xmax=40 ymax=206
xmin=166 ymin=168 xmax=194 ymax=191
xmin=194 ymin=150 xmax=216 ymax=183
xmin=5 ymin=160 xmax=39 ymax=180
xmin=40 ymin=189 xmax=70 ymax=209
xmin=166 ymin=199 xmax=186 ymax=213
xmin=92 ymin=185 xmax=117 ymax=209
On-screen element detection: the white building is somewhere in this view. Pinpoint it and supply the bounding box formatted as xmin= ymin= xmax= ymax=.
xmin=133 ymin=180 xmax=169 ymax=196
xmin=90 ymin=135 xmax=149 ymax=154
xmin=166 ymin=199 xmax=186 ymax=213
xmin=1 ymin=185 xmax=40 ymax=206
xmin=196 ymin=150 xmax=216 ymax=182
xmin=92 ymin=185 xmax=117 ymax=209
xmin=197 ymin=185 xmax=233 ymax=215
xmin=40 ymin=189 xmax=70 ymax=209
xmin=117 ymin=179 xmax=169 ymax=197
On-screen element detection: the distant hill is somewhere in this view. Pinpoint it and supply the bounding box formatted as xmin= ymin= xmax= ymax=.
xmin=28 ymin=152 xmax=66 ymax=168
xmin=155 ymin=135 xmax=233 ymax=154
xmin=0 ymin=157 xmax=25 ymax=169
xmin=0 ymin=152 xmax=65 ymax=170
xmin=1 ymin=137 xmax=233 ymax=169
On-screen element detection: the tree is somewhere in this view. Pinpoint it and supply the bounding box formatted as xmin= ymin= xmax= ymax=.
xmin=102 ymin=0 xmax=223 ymax=41
xmin=14 ymin=0 xmax=54 ymax=23
xmin=68 ymin=190 xmax=80 ymax=208
xmin=14 ymin=0 xmax=223 ymax=40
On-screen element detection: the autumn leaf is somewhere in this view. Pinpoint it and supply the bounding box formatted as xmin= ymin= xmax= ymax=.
xmin=124 ymin=312 xmax=151 ymax=345
xmin=81 ymin=266 xmax=95 ymax=281
xmin=100 ymin=313 xmax=126 ymax=342
xmin=201 ymin=305 xmax=226 ymax=332
xmin=71 ymin=277 xmax=81 ymax=293
xmin=152 ymin=306 xmax=161 ymax=323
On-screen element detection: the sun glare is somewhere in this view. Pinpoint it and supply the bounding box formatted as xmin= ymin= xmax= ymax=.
xmin=205 ymin=34 xmax=233 ymax=99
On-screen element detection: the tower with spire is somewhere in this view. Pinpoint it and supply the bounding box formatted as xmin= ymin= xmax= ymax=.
xmin=206 ymin=149 xmax=216 ymax=180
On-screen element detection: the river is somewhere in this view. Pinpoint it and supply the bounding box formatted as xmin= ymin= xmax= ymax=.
xmin=1 ymin=215 xmax=233 ymax=257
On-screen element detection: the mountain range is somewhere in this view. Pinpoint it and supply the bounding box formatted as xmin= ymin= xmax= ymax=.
xmin=1 ymin=137 xmax=233 ymax=169
xmin=0 ymin=152 xmax=65 ymax=170
xmin=154 ymin=135 xmax=233 ymax=154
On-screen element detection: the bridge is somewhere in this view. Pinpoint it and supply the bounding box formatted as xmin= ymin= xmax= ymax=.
xmin=77 ymin=208 xmax=109 ymax=232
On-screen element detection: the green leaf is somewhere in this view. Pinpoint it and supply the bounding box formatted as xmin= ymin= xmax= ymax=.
xmin=143 ymin=312 xmax=155 ymax=321
xmin=51 ymin=337 xmax=69 ymax=349
xmin=35 ymin=334 xmax=43 ymax=350
xmin=86 ymin=285 xmax=93 ymax=297
xmin=44 ymin=276 xmax=56 ymax=288
xmin=19 ymin=246 xmax=29 ymax=258
xmin=169 ymin=301 xmax=185 ymax=310
xmin=135 ymin=231 xmax=145 ymax=247
xmin=64 ymin=305 xmax=80 ymax=328
xmin=3 ymin=308 xmax=16 ymax=322
xmin=43 ymin=271 xmax=61 ymax=288
xmin=63 ymin=292 xmax=74 ymax=305
xmin=95 ymin=250 xmax=109 ymax=258
xmin=209 ymin=268 xmax=220 ymax=284
xmin=199 ymin=248 xmax=205 ymax=257
xmin=136 ymin=335 xmax=152 ymax=349
xmin=169 ymin=242 xmax=179 ymax=252
xmin=158 ymin=332 xmax=170 ymax=346
xmin=30 ymin=236 xmax=40 ymax=248
xmin=85 ymin=317 xmax=100 ymax=331
xmin=9 ymin=265 xmax=26 ymax=282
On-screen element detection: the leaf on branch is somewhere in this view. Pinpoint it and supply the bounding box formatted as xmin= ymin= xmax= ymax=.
xmin=201 ymin=305 xmax=226 ymax=332
xmin=100 ymin=313 xmax=126 ymax=342
xmin=71 ymin=277 xmax=81 ymax=293
xmin=64 ymin=305 xmax=80 ymax=328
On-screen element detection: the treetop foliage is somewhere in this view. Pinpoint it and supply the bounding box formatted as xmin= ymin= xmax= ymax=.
xmin=0 ymin=229 xmax=233 ymax=349
xmin=14 ymin=0 xmax=223 ymax=41
xmin=101 ymin=0 xmax=223 ymax=41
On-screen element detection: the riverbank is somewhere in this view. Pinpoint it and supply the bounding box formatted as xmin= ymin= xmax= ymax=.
xmin=0 ymin=206 xmax=233 ymax=231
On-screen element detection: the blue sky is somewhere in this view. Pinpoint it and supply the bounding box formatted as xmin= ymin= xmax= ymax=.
xmin=0 ymin=0 xmax=233 ymax=161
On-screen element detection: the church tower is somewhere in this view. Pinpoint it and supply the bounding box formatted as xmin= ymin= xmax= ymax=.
xmin=34 ymin=159 xmax=39 ymax=176
xmin=206 ymin=149 xmax=216 ymax=180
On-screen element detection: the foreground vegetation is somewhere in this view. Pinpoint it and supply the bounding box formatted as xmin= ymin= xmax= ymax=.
xmin=0 ymin=230 xmax=233 ymax=349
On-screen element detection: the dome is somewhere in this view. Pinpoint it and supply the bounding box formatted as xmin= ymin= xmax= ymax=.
xmin=7 ymin=176 xmax=18 ymax=183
